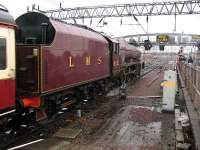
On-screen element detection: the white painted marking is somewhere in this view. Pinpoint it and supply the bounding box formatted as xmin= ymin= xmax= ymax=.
xmin=58 ymin=111 xmax=64 ymax=114
xmin=62 ymin=108 xmax=68 ymax=111
xmin=5 ymin=130 xmax=12 ymax=134
xmin=8 ymin=139 xmax=44 ymax=150
xmin=20 ymin=125 xmax=27 ymax=128
xmin=0 ymin=109 xmax=15 ymax=117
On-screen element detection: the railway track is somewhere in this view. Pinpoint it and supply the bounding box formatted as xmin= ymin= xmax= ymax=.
xmin=0 ymin=110 xmax=67 ymax=149
xmin=3 ymin=63 xmax=163 ymax=150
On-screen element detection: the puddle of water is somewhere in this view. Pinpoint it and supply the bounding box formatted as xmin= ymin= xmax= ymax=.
xmin=116 ymin=121 xmax=161 ymax=148
xmin=115 ymin=106 xmax=162 ymax=149
xmin=95 ymin=105 xmax=167 ymax=150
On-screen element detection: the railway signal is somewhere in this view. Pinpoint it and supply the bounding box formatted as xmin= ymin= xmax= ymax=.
xmin=157 ymin=35 xmax=169 ymax=51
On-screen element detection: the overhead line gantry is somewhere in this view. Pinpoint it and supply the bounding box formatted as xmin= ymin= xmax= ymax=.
xmin=31 ymin=1 xmax=200 ymax=20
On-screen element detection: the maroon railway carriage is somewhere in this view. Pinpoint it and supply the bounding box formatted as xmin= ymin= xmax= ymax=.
xmin=0 ymin=6 xmax=16 ymax=117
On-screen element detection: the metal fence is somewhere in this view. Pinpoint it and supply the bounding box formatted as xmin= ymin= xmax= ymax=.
xmin=179 ymin=62 xmax=200 ymax=114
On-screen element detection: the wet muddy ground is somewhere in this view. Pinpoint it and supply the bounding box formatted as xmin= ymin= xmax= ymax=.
xmin=63 ymin=102 xmax=175 ymax=150
xmin=23 ymin=67 xmax=175 ymax=150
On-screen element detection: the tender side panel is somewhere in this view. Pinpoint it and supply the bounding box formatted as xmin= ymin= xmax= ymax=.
xmin=41 ymin=42 xmax=110 ymax=93
xmin=16 ymin=45 xmax=40 ymax=95
xmin=40 ymin=24 xmax=110 ymax=93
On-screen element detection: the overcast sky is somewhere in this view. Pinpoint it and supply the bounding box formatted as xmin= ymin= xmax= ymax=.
xmin=1 ymin=0 xmax=200 ymax=37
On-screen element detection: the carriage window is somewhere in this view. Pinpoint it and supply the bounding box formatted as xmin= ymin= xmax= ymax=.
xmin=0 ymin=38 xmax=6 ymax=70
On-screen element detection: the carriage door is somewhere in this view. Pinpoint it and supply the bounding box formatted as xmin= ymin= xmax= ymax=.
xmin=0 ymin=26 xmax=15 ymax=112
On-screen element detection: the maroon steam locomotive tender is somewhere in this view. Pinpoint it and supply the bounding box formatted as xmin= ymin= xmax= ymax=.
xmin=0 ymin=9 xmax=141 ymax=127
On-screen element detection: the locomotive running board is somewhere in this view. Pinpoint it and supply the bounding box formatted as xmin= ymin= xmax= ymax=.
xmin=0 ymin=109 xmax=15 ymax=117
